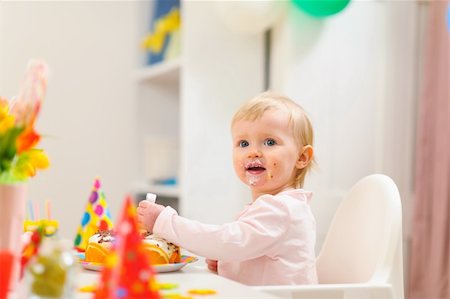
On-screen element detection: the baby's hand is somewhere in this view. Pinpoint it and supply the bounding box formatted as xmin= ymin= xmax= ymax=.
xmin=137 ymin=200 xmax=165 ymax=232
xmin=206 ymin=259 xmax=218 ymax=273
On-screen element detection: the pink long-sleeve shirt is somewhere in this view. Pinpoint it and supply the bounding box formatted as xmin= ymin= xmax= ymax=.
xmin=153 ymin=189 xmax=318 ymax=286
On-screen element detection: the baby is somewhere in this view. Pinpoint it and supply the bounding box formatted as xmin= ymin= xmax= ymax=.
xmin=138 ymin=91 xmax=318 ymax=285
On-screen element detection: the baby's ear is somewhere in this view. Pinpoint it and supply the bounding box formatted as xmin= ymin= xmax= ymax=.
xmin=296 ymin=145 xmax=313 ymax=169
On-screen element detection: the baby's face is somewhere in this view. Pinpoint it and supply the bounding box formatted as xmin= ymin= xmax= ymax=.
xmin=231 ymin=109 xmax=302 ymax=199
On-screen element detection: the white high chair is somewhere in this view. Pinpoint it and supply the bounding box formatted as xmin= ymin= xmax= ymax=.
xmin=254 ymin=174 xmax=404 ymax=299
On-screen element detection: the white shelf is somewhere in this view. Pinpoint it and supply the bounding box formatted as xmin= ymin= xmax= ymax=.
xmin=132 ymin=181 xmax=179 ymax=198
xmin=134 ymin=58 xmax=181 ymax=83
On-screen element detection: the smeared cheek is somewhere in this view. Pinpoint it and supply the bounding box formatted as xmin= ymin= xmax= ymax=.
xmin=267 ymin=162 xmax=276 ymax=180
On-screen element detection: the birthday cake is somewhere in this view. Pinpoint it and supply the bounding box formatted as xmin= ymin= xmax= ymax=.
xmin=84 ymin=230 xmax=180 ymax=265
xmin=142 ymin=232 xmax=181 ymax=264
xmin=84 ymin=230 xmax=114 ymax=263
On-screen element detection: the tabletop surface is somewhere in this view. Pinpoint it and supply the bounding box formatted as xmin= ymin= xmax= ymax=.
xmin=12 ymin=260 xmax=281 ymax=299
xmin=75 ymin=263 xmax=281 ymax=299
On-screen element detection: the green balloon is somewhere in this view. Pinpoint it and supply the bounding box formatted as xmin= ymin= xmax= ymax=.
xmin=293 ymin=0 xmax=351 ymax=18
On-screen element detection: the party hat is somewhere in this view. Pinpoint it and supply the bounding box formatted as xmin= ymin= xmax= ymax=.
xmin=74 ymin=178 xmax=113 ymax=251
xmin=94 ymin=196 xmax=160 ymax=299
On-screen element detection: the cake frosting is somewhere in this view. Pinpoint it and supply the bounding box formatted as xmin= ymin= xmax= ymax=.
xmin=88 ymin=230 xmax=114 ymax=247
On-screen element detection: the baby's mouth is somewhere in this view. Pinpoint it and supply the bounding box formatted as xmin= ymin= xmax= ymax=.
xmin=245 ymin=161 xmax=266 ymax=175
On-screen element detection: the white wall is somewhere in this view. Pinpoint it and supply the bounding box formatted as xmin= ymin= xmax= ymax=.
xmin=0 ymin=2 xmax=140 ymax=238
xmin=180 ymin=1 xmax=265 ymax=223
xmin=271 ymin=0 xmax=419 ymax=254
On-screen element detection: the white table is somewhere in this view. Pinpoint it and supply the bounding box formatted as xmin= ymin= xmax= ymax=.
xmin=75 ymin=262 xmax=281 ymax=299
xmin=11 ymin=263 xmax=280 ymax=299
xmin=9 ymin=251 xmax=280 ymax=299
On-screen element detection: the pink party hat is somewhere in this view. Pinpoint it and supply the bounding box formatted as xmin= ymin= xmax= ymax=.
xmin=94 ymin=196 xmax=160 ymax=299
xmin=74 ymin=178 xmax=113 ymax=251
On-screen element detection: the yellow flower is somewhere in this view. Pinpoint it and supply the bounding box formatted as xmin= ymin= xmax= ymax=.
xmin=28 ymin=149 xmax=50 ymax=170
xmin=13 ymin=149 xmax=50 ymax=180
xmin=0 ymin=114 xmax=15 ymax=135
xmin=0 ymin=99 xmax=9 ymax=117
xmin=0 ymin=99 xmax=15 ymax=135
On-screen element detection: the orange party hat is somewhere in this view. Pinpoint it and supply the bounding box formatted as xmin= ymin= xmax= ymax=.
xmin=94 ymin=195 xmax=160 ymax=299
xmin=74 ymin=178 xmax=113 ymax=251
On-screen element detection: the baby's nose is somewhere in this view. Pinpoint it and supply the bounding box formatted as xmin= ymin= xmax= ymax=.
xmin=247 ymin=149 xmax=262 ymax=158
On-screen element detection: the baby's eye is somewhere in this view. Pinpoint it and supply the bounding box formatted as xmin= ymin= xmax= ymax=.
xmin=239 ymin=140 xmax=249 ymax=147
xmin=264 ymin=139 xmax=277 ymax=146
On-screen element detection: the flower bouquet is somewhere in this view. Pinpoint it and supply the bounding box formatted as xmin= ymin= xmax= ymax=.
xmin=0 ymin=60 xmax=50 ymax=291
xmin=0 ymin=60 xmax=50 ymax=183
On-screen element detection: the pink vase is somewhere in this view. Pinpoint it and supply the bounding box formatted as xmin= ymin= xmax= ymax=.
xmin=0 ymin=184 xmax=27 ymax=292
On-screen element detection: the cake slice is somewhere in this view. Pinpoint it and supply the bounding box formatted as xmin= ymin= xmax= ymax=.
xmin=84 ymin=230 xmax=114 ymax=263
xmin=142 ymin=232 xmax=181 ymax=265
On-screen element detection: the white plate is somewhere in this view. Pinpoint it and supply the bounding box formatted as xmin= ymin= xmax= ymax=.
xmin=79 ymin=255 xmax=198 ymax=273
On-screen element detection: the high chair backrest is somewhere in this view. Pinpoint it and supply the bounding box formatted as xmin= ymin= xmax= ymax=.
xmin=316 ymin=174 xmax=404 ymax=298
xmin=254 ymin=174 xmax=404 ymax=299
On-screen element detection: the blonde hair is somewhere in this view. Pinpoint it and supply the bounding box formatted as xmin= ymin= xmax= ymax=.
xmin=231 ymin=91 xmax=315 ymax=188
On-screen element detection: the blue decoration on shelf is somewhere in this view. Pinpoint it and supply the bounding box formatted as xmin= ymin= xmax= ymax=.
xmin=153 ymin=177 xmax=177 ymax=186
xmin=147 ymin=0 xmax=180 ymax=65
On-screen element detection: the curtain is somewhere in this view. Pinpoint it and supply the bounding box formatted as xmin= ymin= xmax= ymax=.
xmin=408 ymin=1 xmax=450 ymax=299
